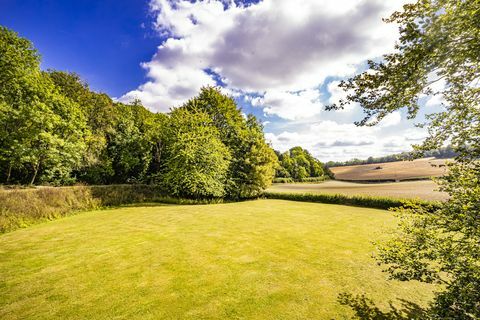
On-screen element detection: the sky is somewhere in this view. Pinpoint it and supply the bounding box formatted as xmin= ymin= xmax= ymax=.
xmin=0 ymin=0 xmax=441 ymax=162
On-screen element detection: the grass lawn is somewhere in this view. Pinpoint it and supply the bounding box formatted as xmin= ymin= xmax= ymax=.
xmin=268 ymin=180 xmax=448 ymax=201
xmin=0 ymin=200 xmax=435 ymax=319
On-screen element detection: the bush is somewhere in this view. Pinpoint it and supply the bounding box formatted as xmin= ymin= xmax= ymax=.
xmin=273 ymin=176 xmax=328 ymax=183
xmin=0 ymin=185 xmax=223 ymax=233
xmin=263 ymin=191 xmax=440 ymax=211
xmin=298 ymin=176 xmax=328 ymax=183
xmin=273 ymin=177 xmax=295 ymax=183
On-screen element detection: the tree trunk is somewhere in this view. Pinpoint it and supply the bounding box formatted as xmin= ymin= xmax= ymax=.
xmin=30 ymin=161 xmax=40 ymax=185
xmin=6 ymin=162 xmax=12 ymax=183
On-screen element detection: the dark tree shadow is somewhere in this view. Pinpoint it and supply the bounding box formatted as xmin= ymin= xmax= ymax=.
xmin=338 ymin=293 xmax=429 ymax=320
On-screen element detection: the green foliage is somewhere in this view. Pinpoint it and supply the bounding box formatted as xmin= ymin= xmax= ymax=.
xmin=263 ymin=191 xmax=440 ymax=211
xmin=0 ymin=29 xmax=276 ymax=199
xmin=272 ymin=177 xmax=295 ymax=183
xmin=273 ymin=176 xmax=328 ymax=183
xmin=297 ymin=176 xmax=328 ymax=183
xmin=329 ymin=0 xmax=480 ymax=317
xmin=0 ymin=27 xmax=88 ymax=185
xmin=275 ymin=146 xmax=327 ymax=181
xmin=48 ymin=71 xmax=163 ymax=185
xmin=377 ymin=164 xmax=480 ymax=318
xmin=181 ymin=87 xmax=277 ymax=199
xmin=160 ymin=107 xmax=231 ymax=199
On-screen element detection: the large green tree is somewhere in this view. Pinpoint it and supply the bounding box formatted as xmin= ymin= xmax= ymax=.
xmin=0 ymin=27 xmax=87 ymax=185
xmin=182 ymin=87 xmax=277 ymax=199
xmin=276 ymin=146 xmax=325 ymax=180
xmin=160 ymin=107 xmax=231 ymax=198
xmin=329 ymin=0 xmax=479 ymax=318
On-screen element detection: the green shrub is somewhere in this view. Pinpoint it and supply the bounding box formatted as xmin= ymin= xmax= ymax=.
xmin=263 ymin=191 xmax=440 ymax=211
xmin=273 ymin=177 xmax=295 ymax=183
xmin=273 ymin=177 xmax=328 ymax=183
xmin=298 ymin=176 xmax=328 ymax=183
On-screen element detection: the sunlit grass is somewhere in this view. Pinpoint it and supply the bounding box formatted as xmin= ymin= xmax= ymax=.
xmin=0 ymin=200 xmax=435 ymax=319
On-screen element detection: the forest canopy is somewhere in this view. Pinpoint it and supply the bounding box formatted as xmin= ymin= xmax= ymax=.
xmin=0 ymin=26 xmax=283 ymax=199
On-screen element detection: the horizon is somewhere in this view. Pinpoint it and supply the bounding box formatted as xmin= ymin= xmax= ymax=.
xmin=0 ymin=0 xmax=440 ymax=162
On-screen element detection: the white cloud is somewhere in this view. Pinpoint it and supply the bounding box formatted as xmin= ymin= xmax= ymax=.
xmin=265 ymin=120 xmax=416 ymax=162
xmin=379 ymin=111 xmax=402 ymax=127
xmin=252 ymin=89 xmax=323 ymax=120
xmin=119 ymin=0 xmax=426 ymax=161
xmin=121 ymin=0 xmax=408 ymax=114
xmin=121 ymin=64 xmax=216 ymax=110
xmin=425 ymin=94 xmax=445 ymax=108
xmin=327 ymin=80 xmax=359 ymax=112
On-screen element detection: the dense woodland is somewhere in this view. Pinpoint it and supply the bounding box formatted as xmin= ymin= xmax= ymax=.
xmin=0 ymin=27 xmax=284 ymax=199
xmin=0 ymin=26 xmax=331 ymax=198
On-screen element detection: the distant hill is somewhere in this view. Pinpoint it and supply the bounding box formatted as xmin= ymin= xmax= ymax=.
xmin=329 ymin=158 xmax=451 ymax=182
xmin=325 ymin=146 xmax=456 ymax=168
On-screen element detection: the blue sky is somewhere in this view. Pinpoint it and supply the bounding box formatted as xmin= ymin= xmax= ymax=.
xmin=0 ymin=0 xmax=158 ymax=97
xmin=1 ymin=0 xmax=439 ymax=161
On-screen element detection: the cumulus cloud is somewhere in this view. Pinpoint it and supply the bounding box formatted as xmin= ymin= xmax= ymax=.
xmin=120 ymin=0 xmax=407 ymax=113
xmin=209 ymin=0 xmax=399 ymax=91
xmin=120 ymin=0 xmax=427 ymax=161
xmin=251 ymin=89 xmax=323 ymax=120
xmin=378 ymin=111 xmax=402 ymax=127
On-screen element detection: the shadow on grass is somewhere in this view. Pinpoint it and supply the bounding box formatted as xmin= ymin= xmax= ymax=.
xmin=338 ymin=293 xmax=428 ymax=320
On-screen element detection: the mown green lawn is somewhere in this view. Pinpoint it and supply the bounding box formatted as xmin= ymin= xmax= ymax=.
xmin=0 ymin=200 xmax=435 ymax=319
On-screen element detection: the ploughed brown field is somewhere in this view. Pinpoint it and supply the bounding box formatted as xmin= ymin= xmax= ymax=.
xmin=330 ymin=158 xmax=451 ymax=181
xmin=268 ymin=180 xmax=448 ymax=201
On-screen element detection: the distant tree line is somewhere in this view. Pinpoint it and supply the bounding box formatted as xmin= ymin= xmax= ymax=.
xmin=325 ymin=146 xmax=457 ymax=168
xmin=274 ymin=147 xmax=332 ymax=180
xmin=0 ymin=26 xmax=277 ymax=199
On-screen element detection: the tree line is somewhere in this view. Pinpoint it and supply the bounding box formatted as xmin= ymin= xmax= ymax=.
xmin=325 ymin=146 xmax=457 ymax=168
xmin=0 ymin=26 xmax=279 ymax=199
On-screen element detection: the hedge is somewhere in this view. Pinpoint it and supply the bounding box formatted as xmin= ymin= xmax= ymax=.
xmin=273 ymin=176 xmax=328 ymax=183
xmin=263 ymin=191 xmax=441 ymax=211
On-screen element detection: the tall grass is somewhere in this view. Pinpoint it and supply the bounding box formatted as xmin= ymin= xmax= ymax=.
xmin=0 ymin=185 xmax=223 ymax=233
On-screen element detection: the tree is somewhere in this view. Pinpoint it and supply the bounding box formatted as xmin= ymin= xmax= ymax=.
xmin=160 ymin=107 xmax=231 ymax=198
xmin=0 ymin=26 xmax=39 ymax=183
xmin=328 ymin=0 xmax=479 ymax=317
xmin=235 ymin=115 xmax=278 ymax=197
xmin=48 ymin=71 xmax=165 ymax=185
xmin=0 ymin=27 xmax=278 ymax=198
xmin=182 ymin=87 xmax=277 ymax=199
xmin=275 ymin=146 xmax=326 ymax=180
xmin=0 ymin=28 xmax=87 ymax=185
